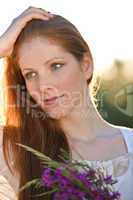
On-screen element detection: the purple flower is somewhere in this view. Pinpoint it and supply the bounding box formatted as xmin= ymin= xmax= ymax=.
xmin=110 ymin=191 xmax=121 ymax=199
xmin=18 ymin=144 xmax=121 ymax=200
xmin=40 ymin=165 xmax=121 ymax=199
xmin=104 ymin=175 xmax=114 ymax=184
xmin=41 ymin=167 xmax=56 ymax=187
xmin=53 ymin=186 xmax=86 ymax=200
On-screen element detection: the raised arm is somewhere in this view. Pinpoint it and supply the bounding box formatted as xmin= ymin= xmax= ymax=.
xmin=0 ymin=6 xmax=53 ymax=58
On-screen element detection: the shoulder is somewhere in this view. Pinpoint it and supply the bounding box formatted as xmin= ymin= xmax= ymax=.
xmin=0 ymin=124 xmax=4 ymax=147
xmin=119 ymin=126 xmax=133 ymax=137
xmin=0 ymin=124 xmax=19 ymax=194
xmin=0 ymin=175 xmax=17 ymax=200
xmin=106 ymin=125 xmax=133 ymax=154
xmin=0 ymin=125 xmax=10 ymax=180
xmin=118 ymin=126 xmax=133 ymax=153
xmin=110 ymin=124 xmax=133 ymax=137
xmin=0 ymin=125 xmax=6 ymax=173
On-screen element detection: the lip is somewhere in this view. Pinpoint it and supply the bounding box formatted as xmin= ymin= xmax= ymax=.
xmin=45 ymin=96 xmax=59 ymax=101
xmin=44 ymin=94 xmax=64 ymax=106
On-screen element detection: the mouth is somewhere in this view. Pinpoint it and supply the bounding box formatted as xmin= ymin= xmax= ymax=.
xmin=44 ymin=94 xmax=64 ymax=106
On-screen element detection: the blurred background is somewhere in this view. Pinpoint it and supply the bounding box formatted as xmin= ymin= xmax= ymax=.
xmin=95 ymin=59 xmax=133 ymax=128
xmin=0 ymin=0 xmax=133 ymax=127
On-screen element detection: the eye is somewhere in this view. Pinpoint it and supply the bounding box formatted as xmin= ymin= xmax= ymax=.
xmin=23 ymin=63 xmax=64 ymax=80
xmin=51 ymin=62 xmax=64 ymax=70
xmin=24 ymin=71 xmax=37 ymax=80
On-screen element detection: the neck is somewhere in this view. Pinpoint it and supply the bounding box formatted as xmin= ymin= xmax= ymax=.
xmin=59 ymin=94 xmax=110 ymax=143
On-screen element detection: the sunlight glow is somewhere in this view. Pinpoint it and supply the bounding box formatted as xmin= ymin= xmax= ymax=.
xmin=0 ymin=0 xmax=133 ymax=73
xmin=0 ymin=1 xmax=133 ymax=124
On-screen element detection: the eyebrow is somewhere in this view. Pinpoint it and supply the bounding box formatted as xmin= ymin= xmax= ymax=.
xmin=21 ymin=57 xmax=64 ymax=71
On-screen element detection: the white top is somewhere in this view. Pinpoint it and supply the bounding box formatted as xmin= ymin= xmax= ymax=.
xmin=0 ymin=126 xmax=133 ymax=200
xmin=83 ymin=127 xmax=133 ymax=200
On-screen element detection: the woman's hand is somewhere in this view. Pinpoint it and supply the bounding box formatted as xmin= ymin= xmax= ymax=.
xmin=0 ymin=6 xmax=54 ymax=58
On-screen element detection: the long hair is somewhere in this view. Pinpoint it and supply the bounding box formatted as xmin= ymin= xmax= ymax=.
xmin=2 ymin=14 xmax=93 ymax=199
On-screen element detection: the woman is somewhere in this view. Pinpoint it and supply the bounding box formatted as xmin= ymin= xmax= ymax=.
xmin=0 ymin=6 xmax=133 ymax=200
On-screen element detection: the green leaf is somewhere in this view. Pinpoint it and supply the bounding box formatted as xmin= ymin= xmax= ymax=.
xmin=18 ymin=178 xmax=40 ymax=193
xmin=31 ymin=188 xmax=58 ymax=197
xmin=59 ymin=148 xmax=70 ymax=160
xmin=16 ymin=143 xmax=52 ymax=163
xmin=16 ymin=143 xmax=61 ymax=169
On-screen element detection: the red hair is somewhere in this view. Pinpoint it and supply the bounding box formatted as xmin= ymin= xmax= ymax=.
xmin=3 ymin=14 xmax=93 ymax=199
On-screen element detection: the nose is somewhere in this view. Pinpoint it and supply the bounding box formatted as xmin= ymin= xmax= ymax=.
xmin=38 ymin=77 xmax=59 ymax=99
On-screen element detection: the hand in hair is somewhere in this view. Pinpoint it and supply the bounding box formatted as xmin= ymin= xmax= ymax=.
xmin=0 ymin=6 xmax=54 ymax=58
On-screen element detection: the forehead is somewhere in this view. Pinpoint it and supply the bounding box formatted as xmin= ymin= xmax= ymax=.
xmin=18 ymin=37 xmax=72 ymax=69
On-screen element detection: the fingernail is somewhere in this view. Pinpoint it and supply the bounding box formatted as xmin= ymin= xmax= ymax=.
xmin=48 ymin=11 xmax=54 ymax=17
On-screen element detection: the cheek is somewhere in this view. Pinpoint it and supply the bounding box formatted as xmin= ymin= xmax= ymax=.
xmin=58 ymin=65 xmax=84 ymax=107
xmin=26 ymin=83 xmax=41 ymax=103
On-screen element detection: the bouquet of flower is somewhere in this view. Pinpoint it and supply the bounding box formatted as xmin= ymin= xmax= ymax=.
xmin=17 ymin=143 xmax=121 ymax=200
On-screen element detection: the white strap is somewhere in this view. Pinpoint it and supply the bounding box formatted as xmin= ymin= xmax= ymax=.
xmin=120 ymin=127 xmax=133 ymax=153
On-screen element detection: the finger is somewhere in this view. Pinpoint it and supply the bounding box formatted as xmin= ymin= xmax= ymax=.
xmin=37 ymin=8 xmax=54 ymax=18
xmin=20 ymin=9 xmax=50 ymax=22
xmin=26 ymin=12 xmax=50 ymax=21
xmin=27 ymin=6 xmax=54 ymax=18
xmin=13 ymin=7 xmax=54 ymax=26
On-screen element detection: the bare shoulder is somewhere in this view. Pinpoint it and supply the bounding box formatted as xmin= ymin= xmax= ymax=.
xmin=0 ymin=125 xmax=6 ymax=173
xmin=0 ymin=124 xmax=5 ymax=130
xmin=0 ymin=124 xmax=4 ymax=132
xmin=0 ymin=124 xmax=4 ymax=147
xmin=0 ymin=175 xmax=17 ymax=200
xmin=102 ymin=125 xmax=130 ymax=156
xmin=0 ymin=124 xmax=9 ymax=177
xmin=111 ymin=125 xmax=133 ymax=154
xmin=0 ymin=124 xmax=19 ymax=195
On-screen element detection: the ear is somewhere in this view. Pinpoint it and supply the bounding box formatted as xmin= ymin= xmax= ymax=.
xmin=80 ymin=52 xmax=93 ymax=80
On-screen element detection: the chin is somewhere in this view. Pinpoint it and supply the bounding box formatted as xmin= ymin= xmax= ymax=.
xmin=45 ymin=111 xmax=65 ymax=120
xmin=45 ymin=107 xmax=72 ymax=120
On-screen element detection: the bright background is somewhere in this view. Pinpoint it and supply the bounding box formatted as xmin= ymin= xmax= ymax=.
xmin=0 ymin=0 xmax=133 ymax=74
xmin=0 ymin=0 xmax=133 ymax=125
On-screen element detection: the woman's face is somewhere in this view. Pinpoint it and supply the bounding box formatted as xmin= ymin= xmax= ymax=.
xmin=18 ymin=36 xmax=92 ymax=119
